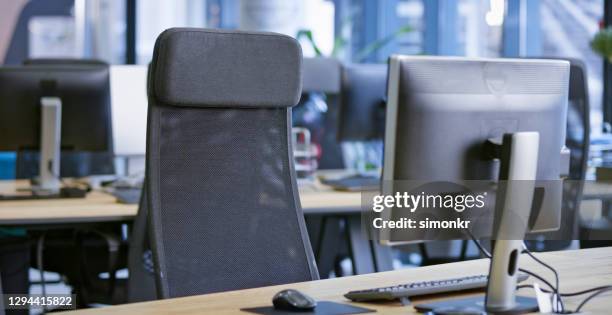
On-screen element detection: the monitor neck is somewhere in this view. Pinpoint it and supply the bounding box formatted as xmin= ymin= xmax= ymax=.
xmin=34 ymin=96 xmax=62 ymax=194
xmin=485 ymin=132 xmax=540 ymax=313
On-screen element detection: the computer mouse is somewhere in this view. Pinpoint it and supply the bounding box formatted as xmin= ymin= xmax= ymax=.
xmin=272 ymin=289 xmax=317 ymax=311
xmin=425 ymin=306 xmax=486 ymax=315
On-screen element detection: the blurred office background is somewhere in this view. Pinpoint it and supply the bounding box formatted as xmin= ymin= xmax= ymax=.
xmin=1 ymin=1 xmax=611 ymax=309
xmin=0 ymin=0 xmax=609 ymax=131
xmin=0 ymin=0 xmax=611 ymax=178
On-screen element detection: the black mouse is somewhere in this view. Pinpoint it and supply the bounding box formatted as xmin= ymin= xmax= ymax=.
xmin=272 ymin=289 xmax=317 ymax=311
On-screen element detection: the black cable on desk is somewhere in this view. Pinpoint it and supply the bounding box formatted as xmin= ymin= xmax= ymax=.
xmin=517 ymin=284 xmax=612 ymax=297
xmin=466 ymin=231 xmax=611 ymax=313
xmin=465 ymin=232 xmax=561 ymax=312
xmin=522 ymin=244 xmax=564 ymax=312
xmin=574 ymin=286 xmax=612 ymax=313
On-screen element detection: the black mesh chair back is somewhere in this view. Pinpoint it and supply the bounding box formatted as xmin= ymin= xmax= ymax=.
xmin=554 ymin=58 xmax=590 ymax=241
xmin=526 ymin=57 xmax=590 ymax=248
xmin=127 ymin=187 xmax=157 ymax=302
xmin=146 ymin=28 xmax=318 ymax=299
xmin=565 ymin=59 xmax=590 ymax=180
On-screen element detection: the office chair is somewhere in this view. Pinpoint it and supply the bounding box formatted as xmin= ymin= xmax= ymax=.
xmin=126 ymin=63 xmax=157 ymax=302
xmin=127 ymin=188 xmax=156 ymax=302
xmin=145 ymin=28 xmax=318 ymax=298
xmin=522 ymin=57 xmax=590 ymax=251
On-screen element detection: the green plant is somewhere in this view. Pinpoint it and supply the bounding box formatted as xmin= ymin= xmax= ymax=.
xmin=296 ymin=25 xmax=412 ymax=62
xmin=591 ymin=27 xmax=612 ymax=62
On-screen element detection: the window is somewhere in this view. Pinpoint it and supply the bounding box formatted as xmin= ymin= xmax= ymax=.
xmin=540 ymin=0 xmax=604 ymax=134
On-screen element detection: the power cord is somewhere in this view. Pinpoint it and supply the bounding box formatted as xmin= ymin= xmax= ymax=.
xmin=517 ymin=284 xmax=612 ymax=297
xmin=465 ymin=231 xmax=560 ymax=307
xmin=521 ymin=244 xmax=564 ymax=312
xmin=574 ymin=286 xmax=612 ymax=313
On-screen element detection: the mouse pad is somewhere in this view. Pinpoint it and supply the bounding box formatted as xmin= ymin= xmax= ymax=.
xmin=241 ymin=301 xmax=375 ymax=315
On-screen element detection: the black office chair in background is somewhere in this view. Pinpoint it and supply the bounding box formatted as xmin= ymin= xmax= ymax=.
xmin=524 ymin=57 xmax=590 ymax=252
xmin=143 ymin=28 xmax=319 ymax=298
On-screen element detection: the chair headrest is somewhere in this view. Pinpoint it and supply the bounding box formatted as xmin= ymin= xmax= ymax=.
xmin=150 ymin=28 xmax=302 ymax=108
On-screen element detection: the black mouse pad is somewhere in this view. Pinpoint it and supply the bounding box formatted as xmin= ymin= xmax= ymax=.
xmin=241 ymin=301 xmax=375 ymax=315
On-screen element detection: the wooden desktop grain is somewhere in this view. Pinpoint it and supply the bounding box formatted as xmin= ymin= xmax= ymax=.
xmin=65 ymin=247 xmax=612 ymax=314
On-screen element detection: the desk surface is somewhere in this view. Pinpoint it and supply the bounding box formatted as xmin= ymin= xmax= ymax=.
xmin=3 ymin=176 xmax=611 ymax=226
xmin=582 ymin=180 xmax=612 ymax=200
xmin=66 ymin=247 xmax=612 ymax=314
xmin=0 ymin=175 xmax=362 ymax=226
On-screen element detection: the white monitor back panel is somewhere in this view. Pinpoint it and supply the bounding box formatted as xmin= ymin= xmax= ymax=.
xmin=110 ymin=65 xmax=148 ymax=156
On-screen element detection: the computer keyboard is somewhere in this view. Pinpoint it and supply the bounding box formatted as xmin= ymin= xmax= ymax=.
xmin=320 ymin=174 xmax=380 ymax=191
xmin=109 ymin=187 xmax=142 ymax=204
xmin=344 ymin=273 xmax=529 ymax=302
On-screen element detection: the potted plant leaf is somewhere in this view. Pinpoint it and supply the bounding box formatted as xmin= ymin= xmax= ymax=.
xmin=591 ymin=26 xmax=612 ymax=62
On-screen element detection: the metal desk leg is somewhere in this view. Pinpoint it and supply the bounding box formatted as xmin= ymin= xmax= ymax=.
xmin=346 ymin=215 xmax=376 ymax=274
xmin=371 ymin=240 xmax=394 ymax=272
xmin=313 ymin=216 xmax=345 ymax=278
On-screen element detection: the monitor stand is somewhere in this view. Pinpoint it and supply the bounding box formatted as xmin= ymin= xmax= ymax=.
xmin=32 ymin=96 xmax=62 ymax=195
xmin=415 ymin=132 xmax=540 ymax=314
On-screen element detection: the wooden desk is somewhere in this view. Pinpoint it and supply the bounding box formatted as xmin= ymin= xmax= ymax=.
xmin=2 ymin=177 xmax=609 ymax=226
xmin=65 ymin=247 xmax=612 ymax=314
xmin=582 ymin=180 xmax=612 ymax=201
xmin=0 ymin=178 xmax=362 ymax=226
xmin=0 ymin=176 xmax=387 ymax=276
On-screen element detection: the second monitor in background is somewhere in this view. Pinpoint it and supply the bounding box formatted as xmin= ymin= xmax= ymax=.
xmin=337 ymin=64 xmax=387 ymax=142
xmin=323 ymin=64 xmax=387 ymax=191
xmin=0 ymin=63 xmax=114 ymax=195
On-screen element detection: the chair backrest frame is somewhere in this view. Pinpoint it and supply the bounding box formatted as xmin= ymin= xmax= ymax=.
xmin=145 ymin=28 xmax=319 ymax=299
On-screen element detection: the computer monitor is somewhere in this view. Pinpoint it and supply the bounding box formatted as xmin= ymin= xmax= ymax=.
xmin=0 ymin=64 xmax=113 ymax=193
xmin=295 ymin=57 xmax=344 ymax=170
xmin=337 ymin=64 xmax=387 ymax=142
xmin=382 ymin=56 xmax=569 ymax=313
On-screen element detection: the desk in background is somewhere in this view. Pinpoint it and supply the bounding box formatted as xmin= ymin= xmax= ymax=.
xmin=0 ymin=173 xmax=392 ymax=277
xmin=0 ymin=176 xmax=363 ymax=226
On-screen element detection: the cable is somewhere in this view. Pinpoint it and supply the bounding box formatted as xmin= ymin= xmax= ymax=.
xmin=522 ymin=244 xmax=564 ymax=312
xmin=517 ymin=268 xmax=557 ymax=296
xmin=466 ymin=231 xmax=611 ymax=313
xmin=464 ymin=229 xmax=491 ymax=258
xmin=466 ymin=233 xmax=562 ymax=311
xmin=517 ymin=284 xmax=612 ymax=297
xmin=574 ymin=286 xmax=612 ymax=313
